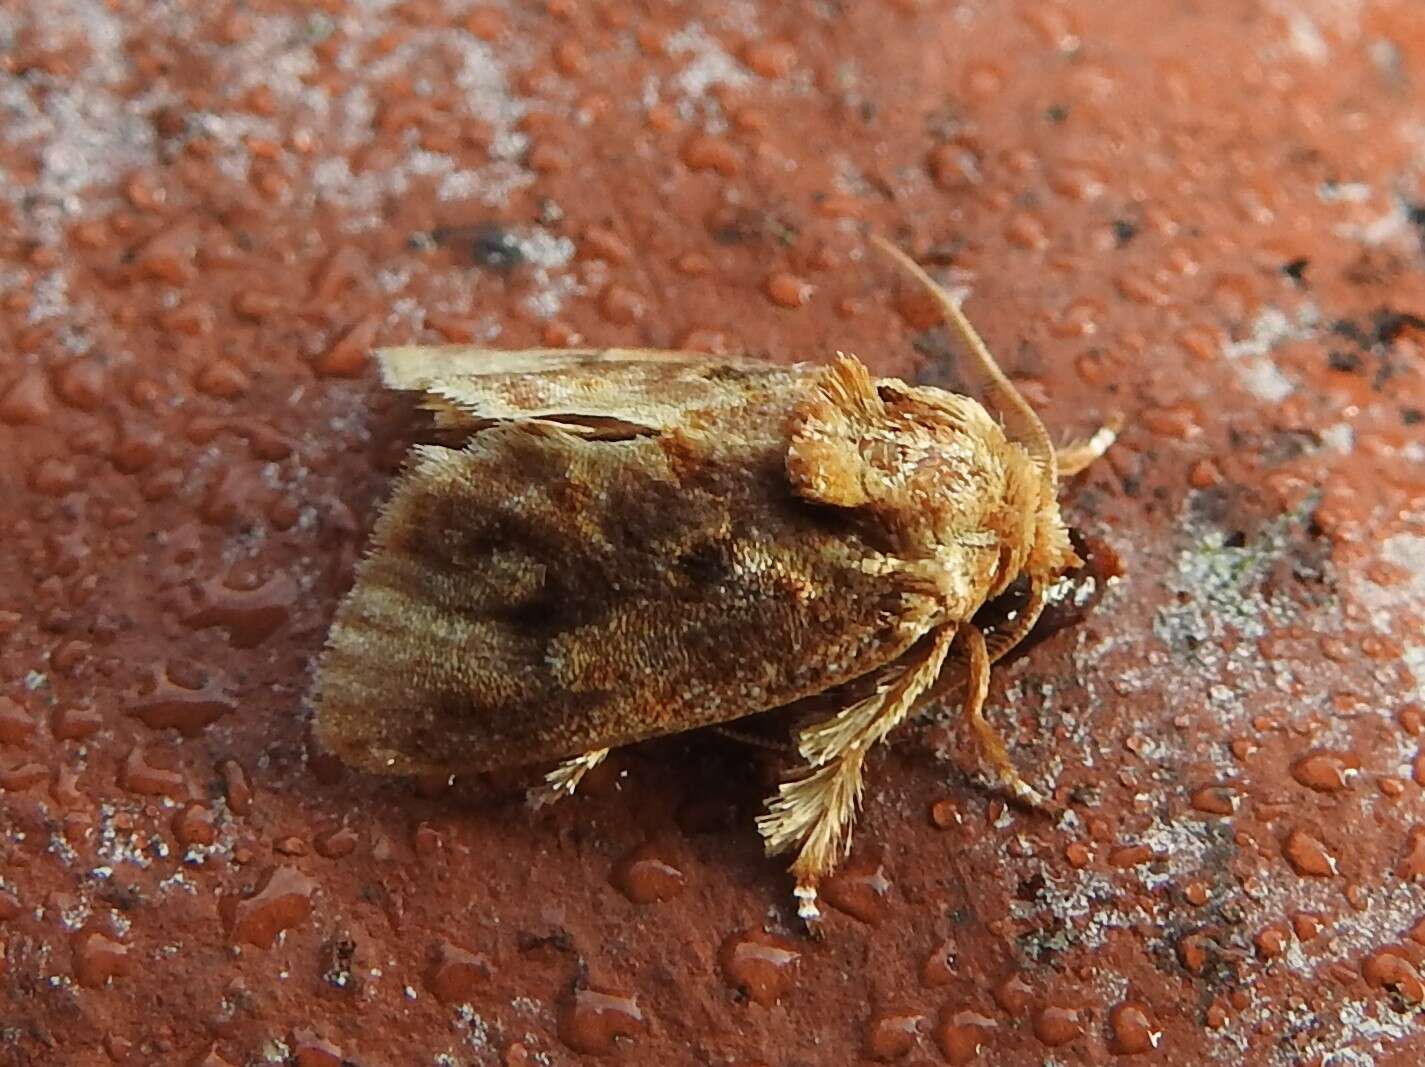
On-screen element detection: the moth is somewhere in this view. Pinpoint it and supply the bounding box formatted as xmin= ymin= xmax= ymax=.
xmin=313 ymin=239 xmax=1117 ymax=925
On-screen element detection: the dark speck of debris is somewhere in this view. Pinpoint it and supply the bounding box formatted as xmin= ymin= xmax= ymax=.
xmin=1330 ymin=318 xmax=1369 ymax=345
xmin=1281 ymin=257 xmax=1310 ymax=282
xmin=1403 ymin=407 xmax=1422 ymax=426
xmin=1112 ymin=219 xmax=1138 ymax=246
xmin=1371 ymin=308 xmax=1425 ymax=345
xmin=1045 ymin=104 xmax=1069 ymax=123
xmin=430 ymin=223 xmax=524 ymax=272
xmin=467 ymin=224 xmax=524 ymax=271
xmin=1327 ymin=350 xmax=1362 ymax=373
xmin=1407 ymin=201 xmax=1425 ymax=250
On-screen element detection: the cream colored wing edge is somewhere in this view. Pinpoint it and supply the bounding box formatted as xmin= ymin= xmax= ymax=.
xmin=377 ymin=345 xmax=761 ymax=391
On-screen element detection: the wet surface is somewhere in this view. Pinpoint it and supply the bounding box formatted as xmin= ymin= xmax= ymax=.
xmin=1 ymin=0 xmax=1425 ymax=1063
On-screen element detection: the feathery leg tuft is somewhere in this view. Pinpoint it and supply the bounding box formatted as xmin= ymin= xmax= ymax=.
xmin=527 ymin=747 xmax=610 ymax=809
xmin=757 ymin=626 xmax=956 ymax=925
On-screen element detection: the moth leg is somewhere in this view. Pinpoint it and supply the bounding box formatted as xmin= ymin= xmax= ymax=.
xmin=711 ymin=724 xmax=795 ymax=754
xmin=956 ymin=624 xmax=1051 ymax=810
xmin=757 ymin=625 xmax=956 ymax=928
xmin=527 ymin=747 xmax=610 ymax=809
xmin=1057 ymin=413 xmax=1123 ymax=477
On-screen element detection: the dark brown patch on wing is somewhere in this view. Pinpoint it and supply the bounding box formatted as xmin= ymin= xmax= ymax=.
xmin=314 ymin=416 xmax=938 ymax=777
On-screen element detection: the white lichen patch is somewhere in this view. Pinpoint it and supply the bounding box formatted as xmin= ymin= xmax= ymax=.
xmin=664 ymin=21 xmax=752 ymax=130
xmin=1153 ymin=499 xmax=1314 ymax=654
xmin=1221 ymin=304 xmax=1322 ymax=403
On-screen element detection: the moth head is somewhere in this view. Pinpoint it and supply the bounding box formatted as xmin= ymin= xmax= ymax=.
xmin=871 ymin=237 xmax=1108 ymax=653
xmin=976 ymin=437 xmax=1074 ymax=598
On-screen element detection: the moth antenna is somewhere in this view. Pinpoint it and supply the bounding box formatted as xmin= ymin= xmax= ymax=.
xmin=871 ymin=236 xmax=1058 ymax=485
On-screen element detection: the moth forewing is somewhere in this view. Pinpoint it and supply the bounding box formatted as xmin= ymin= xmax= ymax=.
xmin=313 ymin=242 xmax=1118 ymax=930
xmin=376 ymin=345 xmax=801 ymax=440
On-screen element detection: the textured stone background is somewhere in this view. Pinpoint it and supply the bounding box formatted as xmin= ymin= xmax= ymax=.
xmin=1 ymin=1 xmax=1424 ymax=1064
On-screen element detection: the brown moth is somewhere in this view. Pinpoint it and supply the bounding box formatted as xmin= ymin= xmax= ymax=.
xmin=313 ymin=239 xmax=1117 ymax=925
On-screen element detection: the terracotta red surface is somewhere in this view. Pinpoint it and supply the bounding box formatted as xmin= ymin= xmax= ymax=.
xmin=2 ymin=1 xmax=1425 ymax=1064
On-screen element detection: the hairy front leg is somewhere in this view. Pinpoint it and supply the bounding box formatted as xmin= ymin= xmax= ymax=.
xmin=757 ymin=625 xmax=956 ymax=927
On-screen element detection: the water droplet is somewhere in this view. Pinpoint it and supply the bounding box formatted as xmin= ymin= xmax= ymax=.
xmin=1033 ymin=1004 xmax=1084 ymax=1047
xmin=920 ymin=937 xmax=957 ymax=986
xmin=558 ymin=987 xmax=645 ymax=1055
xmin=928 ymin=797 xmax=960 ymax=829
xmin=195 ymin=359 xmax=250 ymax=400
xmin=134 ymin=223 xmax=197 ymax=283
xmin=1004 ymin=213 xmax=1049 ymax=251
xmin=679 ymin=134 xmax=742 ymax=176
xmin=289 ymin=1029 xmax=344 ymax=1067
xmin=1108 ymin=1000 xmax=1161 ymax=1054
xmin=1047 ymin=164 xmax=1106 ymax=202
xmin=53 ymin=358 xmax=107 ymax=412
xmin=1282 ymin=828 xmax=1338 ymax=877
xmin=1254 ymin=923 xmax=1290 ymax=958
xmin=1139 ymin=404 xmax=1202 ymax=440
xmin=1107 ymin=844 xmax=1155 ymax=868
xmin=0 ymin=370 xmax=52 ymax=424
xmin=579 ymin=224 xmax=632 ymax=265
xmin=173 ymin=803 xmax=218 ymax=847
xmin=719 ymin=928 xmax=800 ymax=1005
xmin=742 ymin=40 xmax=798 ymax=78
xmin=308 ymin=243 xmax=371 ymax=303
xmin=993 ymin=972 xmax=1033 ymax=1016
xmin=73 ymin=931 xmax=129 ymax=988
xmin=110 ymin=420 xmax=162 ymax=474
xmin=1397 ymin=826 xmax=1425 ymax=881
xmin=864 ymin=1007 xmax=923 ymax=1060
xmin=463 ymin=6 xmax=507 ymax=41
xmin=223 ymin=865 xmax=315 ymax=948
xmin=1190 ymin=784 xmax=1239 ymax=815
xmin=1290 ymin=751 xmax=1358 ymax=792
xmin=120 ymin=745 xmax=188 ymax=798
xmin=127 ymin=661 xmax=236 ymax=736
xmin=1409 ymin=917 xmax=1425 ymax=946
xmin=315 ymin=315 xmax=380 ymax=378
xmin=598 ymin=283 xmax=646 ymax=325
xmin=222 ymin=759 xmax=254 ymax=816
xmin=52 ymin=704 xmax=103 ymax=741
xmin=191 ymin=1047 xmax=237 ymax=1067
xmin=927 ymin=142 xmax=983 ymax=190
xmin=763 ymin=271 xmax=814 ymax=309
xmin=1050 ymin=298 xmax=1103 ymax=339
xmin=186 ymin=570 xmax=296 ymax=648
xmin=1021 ymin=2 xmax=1079 ymax=49
xmin=29 ymin=456 xmax=79 ymax=496
xmin=0 ymin=696 xmax=36 ymax=745
xmin=1362 ymin=948 xmax=1425 ymax=1005
xmin=551 ymin=38 xmax=588 ymax=76
xmin=528 ymin=141 xmax=570 ymax=175
xmin=426 ymin=939 xmax=493 ymax=1003
xmin=610 ymin=842 xmax=686 ymax=903
xmin=962 ymin=62 xmax=1003 ymax=99
xmin=935 ymin=1008 xmax=996 ymax=1065
xmin=822 ymin=858 xmax=891 ymax=923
